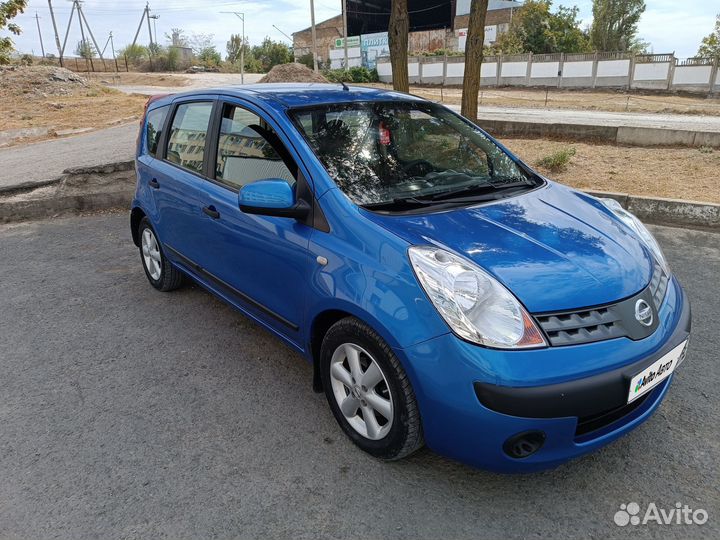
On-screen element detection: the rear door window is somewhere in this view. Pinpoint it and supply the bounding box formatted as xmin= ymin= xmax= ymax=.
xmin=145 ymin=105 xmax=169 ymax=157
xmin=166 ymin=102 xmax=214 ymax=175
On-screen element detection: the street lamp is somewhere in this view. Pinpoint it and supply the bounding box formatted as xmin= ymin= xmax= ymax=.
xmin=220 ymin=11 xmax=245 ymax=84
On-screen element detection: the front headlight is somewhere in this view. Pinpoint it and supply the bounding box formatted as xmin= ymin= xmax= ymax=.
xmin=599 ymin=198 xmax=669 ymax=273
xmin=408 ymin=246 xmax=546 ymax=349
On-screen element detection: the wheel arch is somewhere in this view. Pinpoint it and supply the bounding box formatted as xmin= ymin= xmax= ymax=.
xmin=130 ymin=206 xmax=147 ymax=247
xmin=308 ymin=305 xmax=403 ymax=393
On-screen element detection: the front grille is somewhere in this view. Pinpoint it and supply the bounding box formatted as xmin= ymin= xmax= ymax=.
xmin=534 ymin=260 xmax=668 ymax=347
xmin=649 ymin=259 xmax=669 ymax=308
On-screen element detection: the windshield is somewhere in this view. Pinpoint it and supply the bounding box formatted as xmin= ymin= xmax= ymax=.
xmin=290 ymin=101 xmax=538 ymax=209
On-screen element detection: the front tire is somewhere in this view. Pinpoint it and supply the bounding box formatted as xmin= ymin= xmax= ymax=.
xmin=138 ymin=217 xmax=183 ymax=292
xmin=320 ymin=317 xmax=424 ymax=460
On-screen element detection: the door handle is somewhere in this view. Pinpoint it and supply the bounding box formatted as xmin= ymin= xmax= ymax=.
xmin=202 ymin=205 xmax=220 ymax=219
xmin=148 ymin=178 xmax=160 ymax=189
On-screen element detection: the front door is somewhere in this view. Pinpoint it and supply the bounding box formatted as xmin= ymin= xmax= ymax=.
xmin=193 ymin=100 xmax=315 ymax=347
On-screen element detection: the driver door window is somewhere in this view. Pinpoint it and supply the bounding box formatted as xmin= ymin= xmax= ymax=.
xmin=215 ymin=104 xmax=296 ymax=190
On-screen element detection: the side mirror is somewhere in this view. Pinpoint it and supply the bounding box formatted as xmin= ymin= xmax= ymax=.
xmin=239 ymin=179 xmax=310 ymax=219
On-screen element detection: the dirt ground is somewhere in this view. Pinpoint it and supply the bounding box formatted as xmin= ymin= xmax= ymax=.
xmin=83 ymin=71 xmax=192 ymax=87
xmin=502 ymin=137 xmax=720 ymax=204
xmin=368 ymin=84 xmax=720 ymax=116
xmin=0 ymin=66 xmax=147 ymax=146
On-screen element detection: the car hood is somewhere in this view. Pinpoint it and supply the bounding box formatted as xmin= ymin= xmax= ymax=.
xmin=363 ymin=182 xmax=653 ymax=313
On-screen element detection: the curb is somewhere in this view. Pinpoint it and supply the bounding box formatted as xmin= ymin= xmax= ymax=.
xmin=0 ymin=160 xmax=135 ymax=223
xmin=477 ymin=118 xmax=720 ymax=148
xmin=585 ymin=190 xmax=720 ymax=229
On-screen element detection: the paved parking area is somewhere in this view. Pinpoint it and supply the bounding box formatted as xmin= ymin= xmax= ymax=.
xmin=0 ymin=213 xmax=718 ymax=539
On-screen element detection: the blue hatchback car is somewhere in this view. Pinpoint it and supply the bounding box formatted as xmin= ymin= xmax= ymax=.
xmin=131 ymin=84 xmax=691 ymax=472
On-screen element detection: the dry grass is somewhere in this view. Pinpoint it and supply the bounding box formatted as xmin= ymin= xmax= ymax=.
xmin=0 ymin=66 xmax=147 ymax=146
xmin=83 ymin=71 xmax=191 ymax=87
xmin=367 ymin=84 xmax=720 ymax=116
xmin=502 ymin=137 xmax=720 ymax=204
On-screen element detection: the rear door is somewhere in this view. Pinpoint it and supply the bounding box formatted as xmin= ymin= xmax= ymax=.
xmin=150 ymin=96 xmax=216 ymax=259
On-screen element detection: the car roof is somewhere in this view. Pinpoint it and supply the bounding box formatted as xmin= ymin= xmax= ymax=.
xmin=170 ymin=83 xmax=428 ymax=111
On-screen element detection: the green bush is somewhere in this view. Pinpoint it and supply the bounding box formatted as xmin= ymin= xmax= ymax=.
xmin=323 ymin=66 xmax=379 ymax=83
xmin=536 ymin=147 xmax=576 ymax=172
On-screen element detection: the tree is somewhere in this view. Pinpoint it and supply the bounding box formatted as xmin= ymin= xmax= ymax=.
xmin=590 ymin=0 xmax=646 ymax=52
xmin=198 ymin=46 xmax=222 ymax=66
xmin=388 ymin=0 xmax=409 ymax=92
xmin=226 ymin=33 xmax=247 ymax=64
xmin=697 ymin=14 xmax=720 ymax=58
xmin=118 ymin=43 xmax=149 ymax=64
xmin=461 ymin=0 xmax=489 ymax=121
xmin=490 ymin=0 xmax=591 ymax=55
xmin=250 ymin=37 xmax=292 ymax=71
xmin=0 ymin=0 xmax=28 ymax=65
xmin=188 ymin=33 xmax=215 ymax=55
xmin=74 ymin=39 xmax=96 ymax=59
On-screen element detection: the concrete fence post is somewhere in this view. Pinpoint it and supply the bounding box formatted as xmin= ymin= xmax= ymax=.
xmin=496 ymin=54 xmax=503 ymax=87
xmin=442 ymin=55 xmax=448 ymax=86
xmin=709 ymin=56 xmax=719 ymax=95
xmin=558 ymin=52 xmax=565 ymax=88
xmin=628 ymin=53 xmax=636 ymax=90
xmin=591 ymin=52 xmax=599 ymax=88
xmin=418 ymin=58 xmax=423 ymax=85
xmin=525 ymin=52 xmax=532 ymax=86
xmin=667 ymin=53 xmax=676 ymax=91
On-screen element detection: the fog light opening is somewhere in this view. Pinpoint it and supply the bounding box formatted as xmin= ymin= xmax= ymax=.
xmin=503 ymin=431 xmax=546 ymax=459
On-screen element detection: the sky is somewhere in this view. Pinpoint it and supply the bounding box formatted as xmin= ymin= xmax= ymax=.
xmin=4 ymin=0 xmax=717 ymax=60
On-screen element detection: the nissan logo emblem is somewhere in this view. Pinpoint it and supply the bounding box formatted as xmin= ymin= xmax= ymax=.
xmin=635 ymin=299 xmax=653 ymax=327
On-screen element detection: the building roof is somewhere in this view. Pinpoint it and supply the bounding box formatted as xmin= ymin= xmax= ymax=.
xmin=455 ymin=0 xmax=522 ymax=15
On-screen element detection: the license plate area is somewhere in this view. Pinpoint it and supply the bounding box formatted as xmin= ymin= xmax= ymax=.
xmin=627 ymin=340 xmax=687 ymax=403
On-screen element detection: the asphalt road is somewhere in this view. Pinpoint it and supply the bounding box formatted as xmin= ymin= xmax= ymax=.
xmin=0 ymin=213 xmax=718 ymax=539
xmin=0 ymin=124 xmax=137 ymax=191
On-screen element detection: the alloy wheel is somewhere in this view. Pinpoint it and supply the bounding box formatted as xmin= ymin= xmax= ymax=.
xmin=141 ymin=228 xmax=162 ymax=281
xmin=329 ymin=343 xmax=394 ymax=440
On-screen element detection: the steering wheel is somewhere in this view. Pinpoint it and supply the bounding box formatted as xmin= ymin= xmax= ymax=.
xmin=401 ymin=159 xmax=435 ymax=177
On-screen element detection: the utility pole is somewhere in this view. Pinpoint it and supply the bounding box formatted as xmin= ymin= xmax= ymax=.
xmin=342 ymin=0 xmax=348 ymax=70
xmin=309 ymin=0 xmax=318 ymax=72
xmin=221 ymin=11 xmax=245 ymax=84
xmin=47 ymin=0 xmax=63 ymax=66
xmin=77 ymin=1 xmax=105 ymax=62
xmin=35 ymin=12 xmax=46 ymax=58
xmin=60 ymin=0 xmax=105 ymax=68
xmin=149 ymin=13 xmax=160 ymax=48
xmin=132 ymin=3 xmax=153 ymax=47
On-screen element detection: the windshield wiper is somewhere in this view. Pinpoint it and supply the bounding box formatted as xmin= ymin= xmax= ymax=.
xmin=428 ymin=180 xmax=530 ymax=201
xmin=361 ymin=197 xmax=440 ymax=210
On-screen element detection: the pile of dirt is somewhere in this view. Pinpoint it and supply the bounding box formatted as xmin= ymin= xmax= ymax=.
xmin=258 ymin=63 xmax=328 ymax=83
xmin=0 ymin=66 xmax=90 ymax=97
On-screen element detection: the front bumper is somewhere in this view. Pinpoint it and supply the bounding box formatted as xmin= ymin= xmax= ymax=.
xmin=397 ymin=276 xmax=691 ymax=473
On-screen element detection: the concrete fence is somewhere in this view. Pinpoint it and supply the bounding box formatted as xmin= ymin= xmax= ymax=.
xmin=376 ymin=53 xmax=720 ymax=94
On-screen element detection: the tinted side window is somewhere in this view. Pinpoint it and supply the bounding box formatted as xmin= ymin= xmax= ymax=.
xmin=145 ymin=105 xmax=169 ymax=157
xmin=167 ymin=102 xmax=213 ymax=175
xmin=215 ymin=103 xmax=296 ymax=190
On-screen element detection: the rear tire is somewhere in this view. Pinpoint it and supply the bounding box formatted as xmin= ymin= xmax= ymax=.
xmin=138 ymin=217 xmax=183 ymax=292
xmin=320 ymin=317 xmax=424 ymax=461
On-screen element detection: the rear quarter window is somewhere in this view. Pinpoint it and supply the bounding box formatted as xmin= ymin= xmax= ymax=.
xmin=145 ymin=105 xmax=169 ymax=157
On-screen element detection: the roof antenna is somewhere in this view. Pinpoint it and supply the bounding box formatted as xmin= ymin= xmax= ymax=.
xmin=340 ymin=81 xmax=350 ymax=91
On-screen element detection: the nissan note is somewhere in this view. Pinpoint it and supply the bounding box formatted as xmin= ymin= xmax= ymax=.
xmin=131 ymin=84 xmax=691 ymax=472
